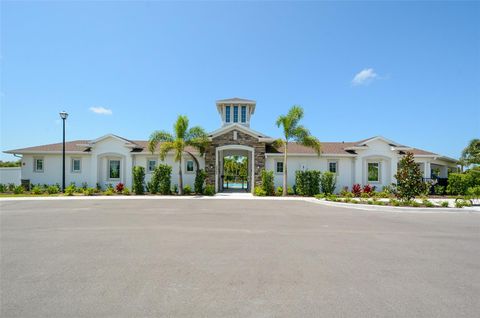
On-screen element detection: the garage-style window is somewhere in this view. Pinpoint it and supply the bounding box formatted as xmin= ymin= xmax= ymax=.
xmin=71 ymin=158 xmax=81 ymax=173
xmin=368 ymin=162 xmax=380 ymax=182
xmin=109 ymin=160 xmax=121 ymax=179
xmin=34 ymin=158 xmax=44 ymax=172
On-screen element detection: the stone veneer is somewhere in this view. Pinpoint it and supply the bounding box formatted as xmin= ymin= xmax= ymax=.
xmin=205 ymin=130 xmax=266 ymax=189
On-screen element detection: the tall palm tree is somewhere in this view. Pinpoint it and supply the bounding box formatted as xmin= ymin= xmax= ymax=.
xmin=275 ymin=105 xmax=321 ymax=196
xmin=148 ymin=115 xmax=209 ymax=195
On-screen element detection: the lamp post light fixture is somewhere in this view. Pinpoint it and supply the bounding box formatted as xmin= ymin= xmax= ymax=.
xmin=59 ymin=111 xmax=68 ymax=192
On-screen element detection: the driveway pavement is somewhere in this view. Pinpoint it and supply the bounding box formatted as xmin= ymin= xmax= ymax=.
xmin=1 ymin=199 xmax=479 ymax=317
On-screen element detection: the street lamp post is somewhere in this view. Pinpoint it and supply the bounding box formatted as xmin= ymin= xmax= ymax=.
xmin=59 ymin=111 xmax=68 ymax=192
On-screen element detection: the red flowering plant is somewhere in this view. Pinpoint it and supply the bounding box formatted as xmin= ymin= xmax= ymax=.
xmin=352 ymin=184 xmax=362 ymax=197
xmin=115 ymin=182 xmax=125 ymax=193
xmin=363 ymin=184 xmax=372 ymax=194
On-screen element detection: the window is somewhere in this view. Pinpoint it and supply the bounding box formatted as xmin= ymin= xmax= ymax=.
xmin=233 ymin=105 xmax=239 ymax=123
xmin=225 ymin=106 xmax=231 ymax=123
xmin=241 ymin=105 xmax=247 ymax=123
xmin=71 ymin=158 xmax=81 ymax=173
xmin=328 ymin=161 xmax=337 ymax=174
xmin=34 ymin=158 xmax=44 ymax=172
xmin=276 ymin=161 xmax=284 ymax=173
xmin=147 ymin=159 xmax=157 ymax=173
xmin=186 ymin=160 xmax=194 ymax=173
xmin=367 ymin=162 xmax=380 ymax=182
xmin=109 ymin=160 xmax=121 ymax=179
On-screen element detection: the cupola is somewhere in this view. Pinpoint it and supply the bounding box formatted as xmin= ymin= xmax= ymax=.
xmin=215 ymin=97 xmax=256 ymax=127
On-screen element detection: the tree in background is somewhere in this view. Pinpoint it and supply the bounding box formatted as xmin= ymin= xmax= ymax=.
xmin=0 ymin=160 xmax=21 ymax=167
xmin=148 ymin=115 xmax=209 ymax=195
xmin=274 ymin=105 xmax=321 ymax=196
xmin=460 ymin=138 xmax=480 ymax=169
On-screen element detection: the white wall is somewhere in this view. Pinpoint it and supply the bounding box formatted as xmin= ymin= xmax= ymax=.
xmin=20 ymin=154 xmax=91 ymax=187
xmin=134 ymin=153 xmax=205 ymax=189
xmin=0 ymin=167 xmax=21 ymax=185
xmin=265 ymin=155 xmax=353 ymax=193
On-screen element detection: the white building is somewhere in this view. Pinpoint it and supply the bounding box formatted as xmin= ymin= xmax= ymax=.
xmin=4 ymin=98 xmax=457 ymax=193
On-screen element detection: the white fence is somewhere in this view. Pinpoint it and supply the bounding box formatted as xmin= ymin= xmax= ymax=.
xmin=0 ymin=167 xmax=21 ymax=185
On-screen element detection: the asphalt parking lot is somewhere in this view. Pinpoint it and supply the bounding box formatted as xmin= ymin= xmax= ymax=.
xmin=1 ymin=198 xmax=479 ymax=317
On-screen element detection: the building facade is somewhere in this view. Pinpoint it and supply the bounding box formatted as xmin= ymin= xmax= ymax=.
xmin=4 ymin=98 xmax=457 ymax=193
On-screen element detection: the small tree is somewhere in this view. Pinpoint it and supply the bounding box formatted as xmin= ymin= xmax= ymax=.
xmin=460 ymin=139 xmax=480 ymax=167
xmin=132 ymin=166 xmax=145 ymax=195
xmin=261 ymin=170 xmax=275 ymax=196
xmin=320 ymin=172 xmax=336 ymax=195
xmin=194 ymin=169 xmax=207 ymax=194
xmin=394 ymin=152 xmax=426 ymax=201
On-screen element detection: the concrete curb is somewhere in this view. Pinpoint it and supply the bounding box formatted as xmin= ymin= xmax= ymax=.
xmin=1 ymin=195 xmax=478 ymax=213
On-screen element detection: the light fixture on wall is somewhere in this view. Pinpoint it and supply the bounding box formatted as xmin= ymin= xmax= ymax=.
xmin=59 ymin=111 xmax=68 ymax=192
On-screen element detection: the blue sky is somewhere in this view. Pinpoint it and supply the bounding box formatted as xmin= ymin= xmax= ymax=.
xmin=1 ymin=1 xmax=479 ymax=160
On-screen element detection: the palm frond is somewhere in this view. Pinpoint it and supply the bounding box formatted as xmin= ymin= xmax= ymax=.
xmin=158 ymin=142 xmax=175 ymax=161
xmin=272 ymin=138 xmax=285 ymax=149
xmin=299 ymin=135 xmax=322 ymax=156
xmin=148 ymin=130 xmax=174 ymax=153
xmin=174 ymin=115 xmax=189 ymax=139
xmin=291 ymin=125 xmax=310 ymax=141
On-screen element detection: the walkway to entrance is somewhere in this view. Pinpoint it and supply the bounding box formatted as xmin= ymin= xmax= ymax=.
xmin=214 ymin=191 xmax=254 ymax=198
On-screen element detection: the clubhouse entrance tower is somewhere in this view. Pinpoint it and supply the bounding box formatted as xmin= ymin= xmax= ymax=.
xmin=205 ymin=98 xmax=273 ymax=193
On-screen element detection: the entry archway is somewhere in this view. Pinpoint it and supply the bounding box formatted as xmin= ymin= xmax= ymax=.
xmin=215 ymin=145 xmax=255 ymax=193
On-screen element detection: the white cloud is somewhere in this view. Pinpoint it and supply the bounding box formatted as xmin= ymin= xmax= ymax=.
xmin=89 ymin=106 xmax=112 ymax=115
xmin=352 ymin=68 xmax=378 ymax=86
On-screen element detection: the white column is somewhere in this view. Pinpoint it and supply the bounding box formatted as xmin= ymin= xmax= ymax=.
xmin=440 ymin=166 xmax=448 ymax=178
xmin=424 ymin=161 xmax=431 ymax=179
xmin=354 ymin=157 xmax=363 ymax=185
xmin=90 ymin=154 xmax=98 ymax=188
xmin=125 ymin=154 xmax=133 ymax=189
xmin=391 ymin=157 xmax=398 ymax=183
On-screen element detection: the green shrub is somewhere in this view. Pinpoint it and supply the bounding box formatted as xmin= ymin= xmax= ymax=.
xmin=441 ymin=201 xmax=449 ymax=207
xmin=172 ymin=184 xmax=178 ymax=194
xmin=183 ymin=185 xmax=192 ymax=195
xmin=390 ymin=199 xmax=400 ymax=206
xmin=360 ymin=192 xmax=370 ymax=199
xmin=0 ymin=184 xmax=6 ymax=193
xmin=447 ymin=173 xmax=473 ymax=195
xmin=320 ymin=172 xmax=336 ymax=195
xmin=261 ymin=170 xmax=275 ymax=196
xmin=104 ymin=188 xmax=114 ymax=196
xmin=314 ymin=193 xmax=325 ymax=199
xmin=81 ymin=182 xmax=88 ymax=190
xmin=394 ymin=152 xmax=427 ymax=201
xmin=31 ymin=185 xmax=42 ymax=195
xmin=276 ymin=186 xmax=283 ymax=196
xmin=422 ymin=199 xmax=434 ymax=208
xmin=410 ymin=201 xmax=420 ymax=207
xmin=132 ymin=166 xmax=145 ymax=195
xmin=367 ymin=200 xmax=373 ymax=205
xmin=373 ymin=201 xmax=384 ymax=206
xmin=8 ymin=183 xmax=15 ymax=192
xmin=47 ymin=185 xmax=60 ymax=195
xmin=65 ymin=184 xmax=76 ymax=196
xmin=194 ymin=169 xmax=207 ymax=194
xmin=295 ymin=170 xmax=321 ymax=196
xmin=151 ymin=164 xmax=172 ymax=195
xmin=83 ymin=188 xmax=95 ymax=196
xmin=467 ymin=186 xmax=480 ymax=200
xmin=122 ymin=187 xmax=130 ymax=195
xmin=204 ymin=184 xmax=215 ymax=196
xmin=434 ymin=184 xmax=445 ymax=196
xmin=13 ymin=185 xmax=24 ymax=194
xmin=254 ymin=186 xmax=266 ymax=196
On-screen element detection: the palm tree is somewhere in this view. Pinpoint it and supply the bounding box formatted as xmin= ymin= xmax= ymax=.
xmin=460 ymin=138 xmax=480 ymax=168
xmin=148 ymin=115 xmax=209 ymax=195
xmin=274 ymin=105 xmax=321 ymax=196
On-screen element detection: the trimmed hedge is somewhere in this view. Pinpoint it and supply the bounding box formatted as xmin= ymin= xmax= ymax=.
xmin=295 ymin=170 xmax=321 ymax=196
xmin=132 ymin=166 xmax=145 ymax=195
xmin=261 ymin=170 xmax=275 ymax=196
